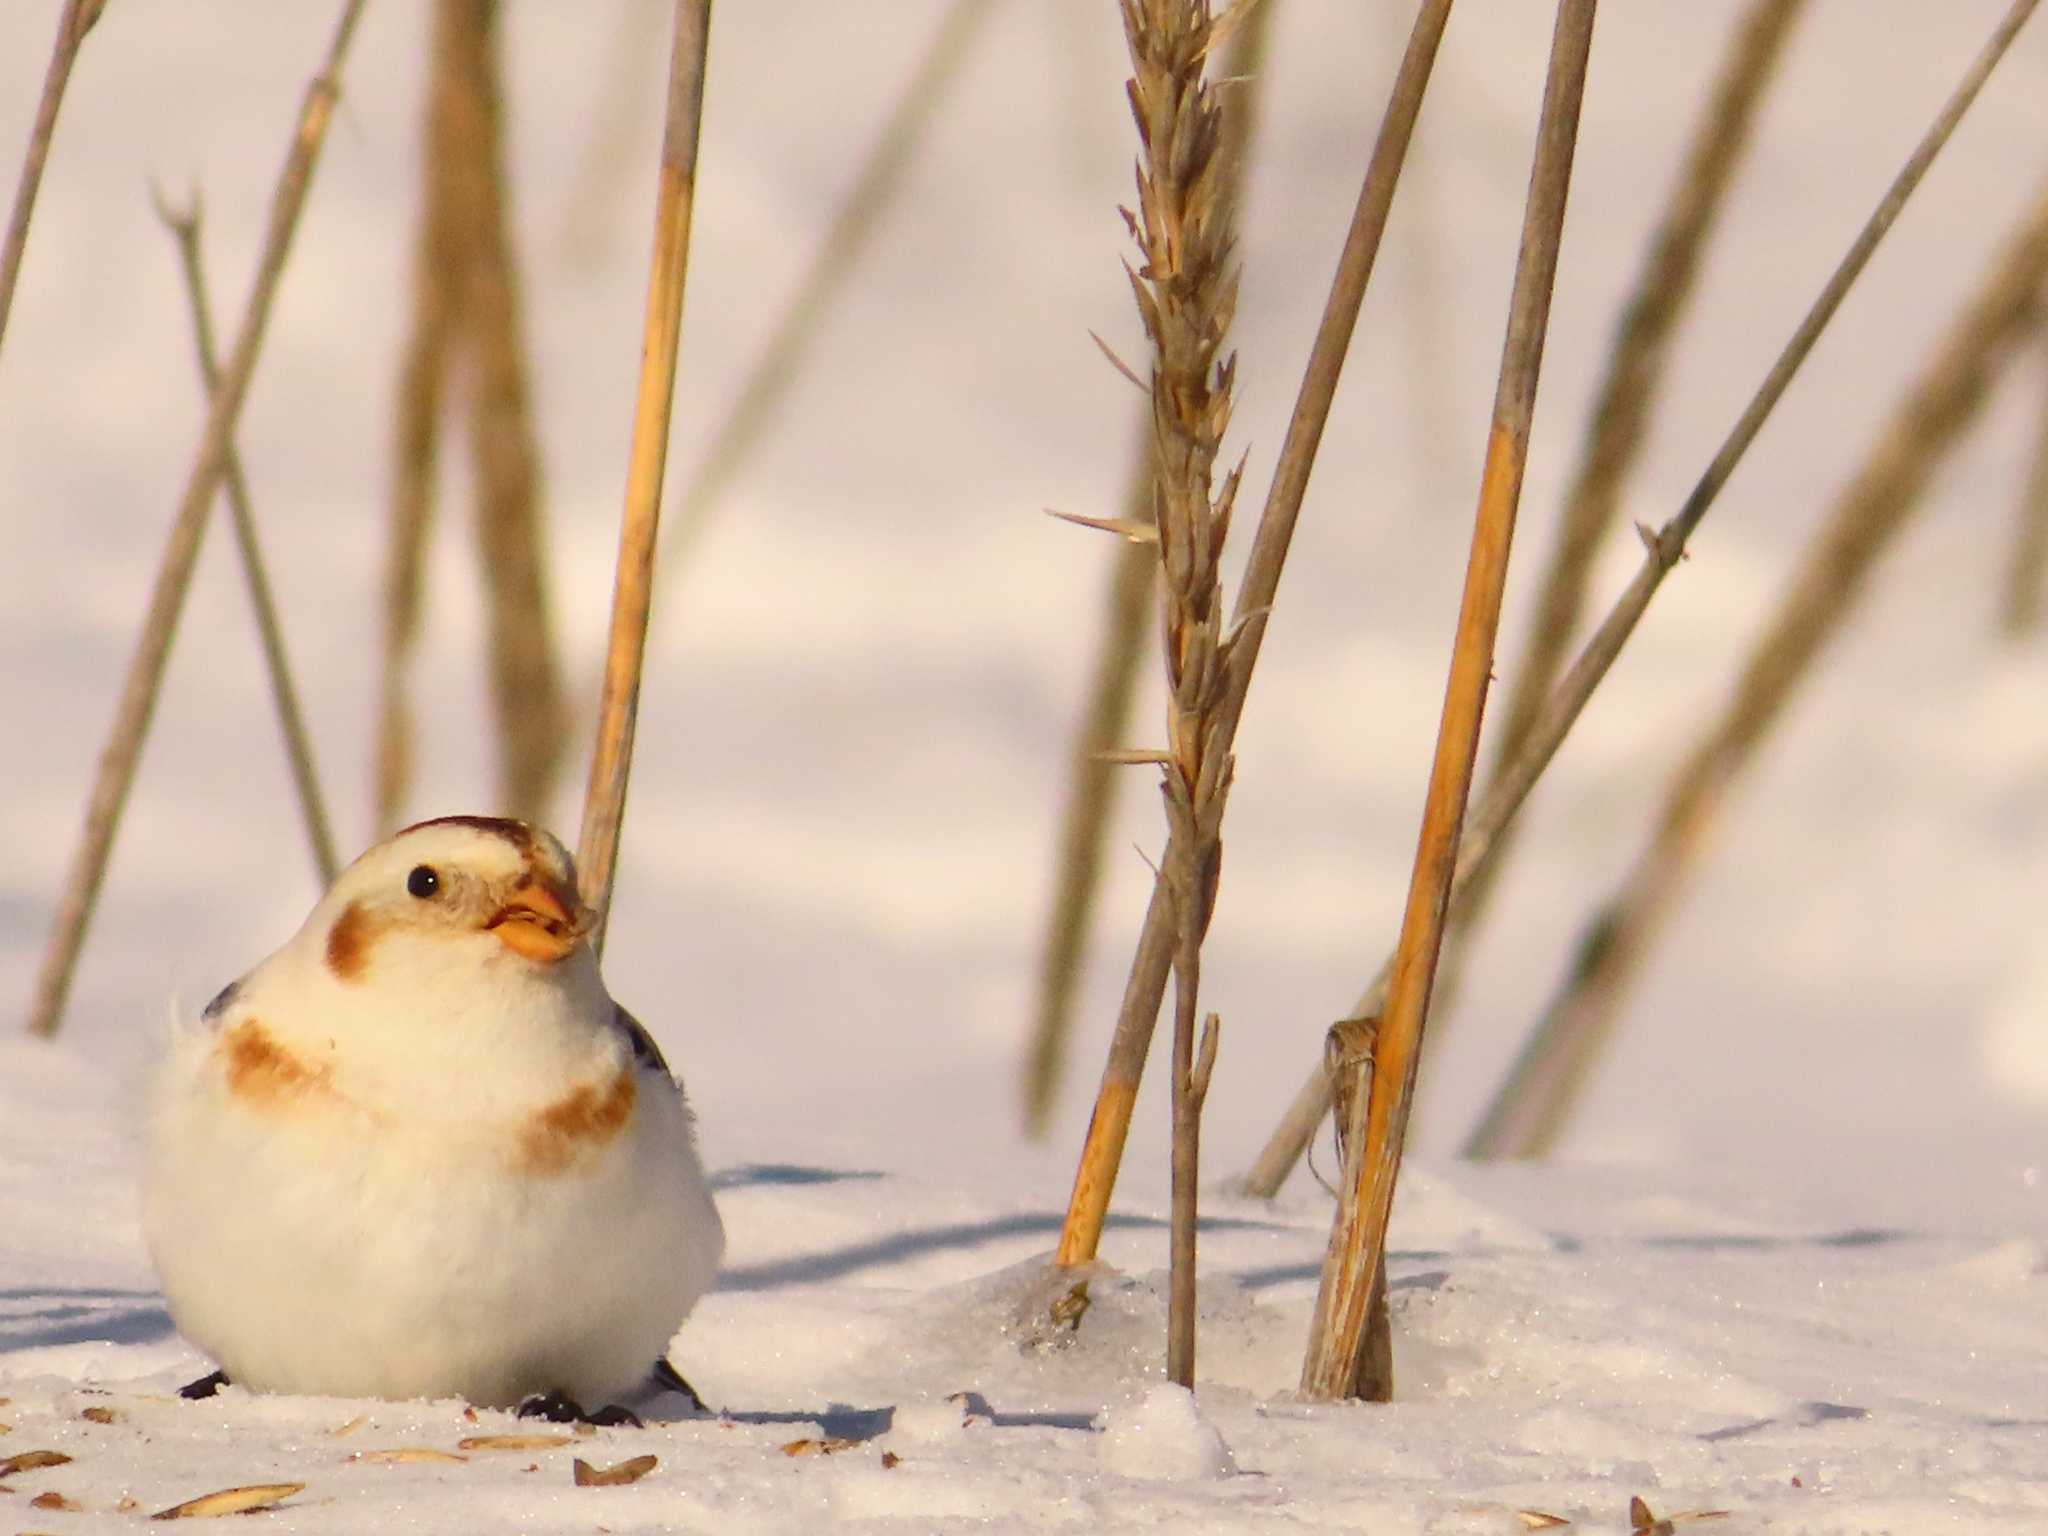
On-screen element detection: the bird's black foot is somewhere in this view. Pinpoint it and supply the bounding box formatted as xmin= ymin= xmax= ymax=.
xmin=179 ymin=1369 xmax=231 ymax=1400
xmin=650 ymin=1356 xmax=707 ymax=1413
xmin=517 ymin=1389 xmax=643 ymax=1428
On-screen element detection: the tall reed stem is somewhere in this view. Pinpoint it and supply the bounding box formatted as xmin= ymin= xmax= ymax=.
xmin=25 ymin=0 xmax=372 ymax=1041
xmin=158 ymin=195 xmax=339 ymax=888
xmin=656 ymin=0 xmax=995 ymax=579
xmin=1999 ymin=334 xmax=2048 ymax=638
xmin=1432 ymin=0 xmax=1805 ymax=1027
xmin=1468 ymin=179 xmax=2048 ymax=1161
xmin=1237 ymin=0 xmax=2042 ymax=1196
xmin=0 ymin=0 xmax=105 ymax=368
xmin=576 ymin=0 xmax=714 ymax=950
xmin=1301 ymin=0 xmax=1596 ymax=1399
xmin=1055 ymin=0 xmax=1455 ymax=1272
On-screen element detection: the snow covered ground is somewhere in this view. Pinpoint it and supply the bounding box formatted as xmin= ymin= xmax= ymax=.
xmin=3 ymin=0 xmax=2046 ymax=1529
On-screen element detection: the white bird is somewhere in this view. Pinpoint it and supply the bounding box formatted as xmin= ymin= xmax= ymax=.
xmin=144 ymin=815 xmax=724 ymax=1420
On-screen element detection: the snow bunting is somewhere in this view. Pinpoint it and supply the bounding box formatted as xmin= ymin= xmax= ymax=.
xmin=144 ymin=815 xmax=724 ymax=1417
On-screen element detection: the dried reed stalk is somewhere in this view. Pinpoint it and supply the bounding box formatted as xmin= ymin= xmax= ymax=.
xmin=0 ymin=0 xmax=105 ymax=366
xmin=1238 ymin=0 xmax=2041 ymax=1195
xmin=1999 ymin=335 xmax=2048 ymax=637
xmin=1101 ymin=0 xmax=1251 ymax=1388
xmin=1468 ymin=179 xmax=2048 ymax=1161
xmin=377 ymin=0 xmax=562 ymax=830
xmin=25 ymin=0 xmax=372 ymax=1041
xmin=575 ymin=0 xmax=714 ymax=950
xmin=158 ymin=193 xmax=339 ymax=886
xmin=1025 ymin=515 xmax=1153 ymax=1140
xmin=450 ymin=0 xmax=565 ymax=821
xmin=1301 ymin=0 xmax=1596 ymax=1400
xmin=656 ymin=0 xmax=994 ymax=576
xmin=376 ymin=3 xmax=464 ymax=831
xmin=1022 ymin=0 xmax=1275 ymax=1142
xmin=1054 ymin=0 xmax=1455 ymax=1270
xmin=1434 ymin=0 xmax=1805 ymax=1017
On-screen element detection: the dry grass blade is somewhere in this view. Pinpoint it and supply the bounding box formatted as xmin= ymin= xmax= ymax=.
xmin=0 ymin=0 xmax=106 ymax=366
xmin=451 ymin=0 xmax=565 ymax=821
xmin=157 ymin=192 xmax=339 ymax=887
xmin=23 ymin=0 xmax=371 ymax=1041
xmin=1054 ymin=0 xmax=1454 ymax=1273
xmin=573 ymin=1453 xmax=658 ymax=1486
xmin=575 ymin=0 xmax=714 ymax=952
xmin=1998 ymin=335 xmax=2048 ymax=637
xmin=1237 ymin=0 xmax=2043 ymax=1195
xmin=1300 ymin=0 xmax=1595 ymax=1401
xmin=1438 ymin=0 xmax=1806 ymax=1023
xmin=655 ymin=0 xmax=994 ymax=577
xmin=350 ymin=1447 xmax=468 ymax=1465
xmin=1467 ymin=176 xmax=2048 ymax=1161
xmin=150 ymin=1482 xmax=306 ymax=1520
xmin=1022 ymin=0 xmax=1273 ymax=1147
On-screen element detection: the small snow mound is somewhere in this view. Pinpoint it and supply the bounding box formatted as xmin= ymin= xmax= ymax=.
xmin=887 ymin=1394 xmax=978 ymax=1445
xmin=1099 ymin=1383 xmax=1235 ymax=1480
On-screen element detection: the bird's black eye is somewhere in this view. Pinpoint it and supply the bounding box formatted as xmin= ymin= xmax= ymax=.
xmin=406 ymin=865 xmax=441 ymax=899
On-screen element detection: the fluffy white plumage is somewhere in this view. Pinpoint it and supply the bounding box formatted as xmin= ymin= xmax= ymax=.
xmin=144 ymin=816 xmax=724 ymax=1411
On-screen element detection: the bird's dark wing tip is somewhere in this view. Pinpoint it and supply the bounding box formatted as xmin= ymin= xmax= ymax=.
xmin=615 ymin=1003 xmax=672 ymax=1077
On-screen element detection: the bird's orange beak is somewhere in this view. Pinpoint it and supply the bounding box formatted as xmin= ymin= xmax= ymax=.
xmin=486 ymin=878 xmax=586 ymax=964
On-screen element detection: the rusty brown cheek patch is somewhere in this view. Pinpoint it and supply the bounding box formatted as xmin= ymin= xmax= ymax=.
xmin=325 ymin=901 xmax=375 ymax=982
xmin=515 ymin=1072 xmax=637 ymax=1176
xmin=219 ymin=1020 xmax=334 ymax=1108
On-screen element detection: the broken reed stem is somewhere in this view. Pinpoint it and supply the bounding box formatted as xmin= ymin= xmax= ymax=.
xmin=158 ymin=193 xmax=339 ymax=888
xmin=1998 ymin=333 xmax=2048 ymax=638
xmin=575 ymin=0 xmax=714 ymax=952
xmin=24 ymin=0 xmax=371 ymax=1041
xmin=1434 ymin=0 xmax=1806 ymax=1021
xmin=655 ymin=0 xmax=994 ymax=578
xmin=1023 ymin=0 xmax=1275 ymax=1142
xmin=0 ymin=0 xmax=105 ymax=368
xmin=376 ymin=1 xmax=465 ymax=832
xmin=1238 ymin=0 xmax=2040 ymax=1197
xmin=1301 ymin=0 xmax=1595 ymax=1401
xmin=1055 ymin=0 xmax=1455 ymax=1271
xmin=1315 ymin=1017 xmax=1390 ymax=1398
xmin=1468 ymin=181 xmax=2048 ymax=1161
xmin=452 ymin=0 xmax=566 ymax=822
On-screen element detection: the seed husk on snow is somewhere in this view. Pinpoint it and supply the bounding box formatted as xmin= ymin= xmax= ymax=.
xmin=150 ymin=1481 xmax=306 ymax=1520
xmin=350 ymin=1447 xmax=468 ymax=1465
xmin=0 ymin=1449 xmax=72 ymax=1477
xmin=456 ymin=1432 xmax=574 ymax=1452
xmin=572 ymin=1453 xmax=657 ymax=1487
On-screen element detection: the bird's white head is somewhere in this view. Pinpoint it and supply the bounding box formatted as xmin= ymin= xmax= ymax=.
xmin=312 ymin=816 xmax=593 ymax=988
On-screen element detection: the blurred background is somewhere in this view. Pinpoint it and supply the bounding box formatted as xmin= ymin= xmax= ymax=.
xmin=2 ymin=1 xmax=2044 ymax=1232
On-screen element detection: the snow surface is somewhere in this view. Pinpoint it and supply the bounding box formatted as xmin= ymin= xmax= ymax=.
xmin=3 ymin=0 xmax=2048 ymax=1530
